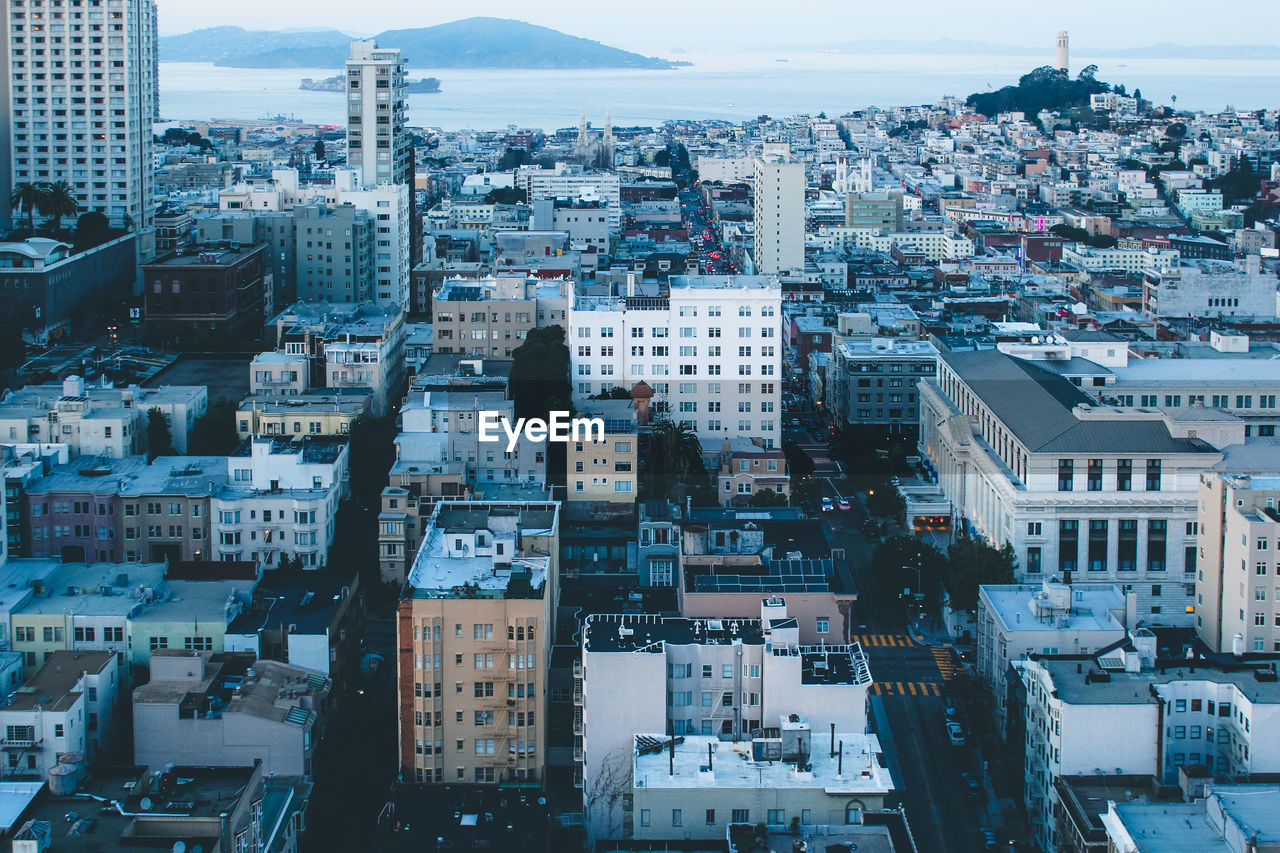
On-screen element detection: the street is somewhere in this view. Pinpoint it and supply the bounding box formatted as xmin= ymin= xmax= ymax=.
xmin=822 ymin=479 xmax=1007 ymax=853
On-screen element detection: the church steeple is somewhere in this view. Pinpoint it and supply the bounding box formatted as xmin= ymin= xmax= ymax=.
xmin=576 ymin=109 xmax=589 ymax=154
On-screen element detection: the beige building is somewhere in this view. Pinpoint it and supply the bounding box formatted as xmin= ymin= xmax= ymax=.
xmin=753 ymin=146 xmax=806 ymax=275
xmin=236 ymin=392 xmax=369 ymax=440
xmin=710 ymin=437 xmax=790 ymax=506
xmin=567 ymin=400 xmax=637 ymax=503
xmin=431 ymin=276 xmax=538 ymax=357
xmin=396 ymin=501 xmax=559 ymax=786
xmin=1197 ymin=472 xmax=1280 ymax=653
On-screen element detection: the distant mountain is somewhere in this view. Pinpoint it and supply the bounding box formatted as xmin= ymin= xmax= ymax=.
xmin=789 ymin=37 xmax=1280 ymax=60
xmin=160 ymin=18 xmax=686 ymax=70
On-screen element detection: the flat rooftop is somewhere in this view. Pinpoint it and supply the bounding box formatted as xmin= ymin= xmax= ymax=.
xmin=980 ymin=583 xmax=1127 ymax=634
xmin=406 ymin=502 xmax=558 ymax=596
xmin=632 ymin=732 xmax=892 ymax=794
xmin=2 ymin=650 xmax=114 ymax=712
xmin=12 ymin=563 xmax=167 ymax=617
xmin=669 ymin=274 xmax=781 ymax=291
xmin=1038 ymin=656 xmax=1280 ymax=705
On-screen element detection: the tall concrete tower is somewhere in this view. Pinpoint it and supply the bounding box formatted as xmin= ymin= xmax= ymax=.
xmin=345 ymin=40 xmax=410 ymax=187
xmin=1056 ymin=31 xmax=1070 ymax=72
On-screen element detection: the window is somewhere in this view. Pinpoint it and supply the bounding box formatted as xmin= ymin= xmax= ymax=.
xmin=1087 ymin=459 xmax=1102 ymax=491
xmin=1117 ymin=459 xmax=1132 ymax=491
xmin=1119 ymin=519 xmax=1138 ymax=571
xmin=1148 ymin=520 xmax=1168 ymax=571
xmin=640 ymin=810 xmax=651 ymax=828
xmin=1058 ymin=459 xmax=1073 ymax=491
xmin=1146 ymin=459 xmax=1162 ymax=491
xmin=672 ymin=809 xmax=682 ymax=827
xmin=1027 ymin=522 xmax=1042 ymax=536
xmin=705 ymin=809 xmax=716 ymax=825
xmin=732 ymin=809 xmax=750 ymax=823
xmin=1088 ymin=520 xmax=1108 ymax=571
xmin=1059 ymin=520 xmax=1079 ymax=572
xmin=768 ymin=809 xmax=785 ymax=825
xmin=816 ymin=618 xmax=830 ymax=633
xmin=1026 ymin=547 xmax=1042 ymax=573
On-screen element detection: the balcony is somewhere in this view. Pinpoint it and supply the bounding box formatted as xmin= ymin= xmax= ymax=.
xmin=572 ymin=660 xmax=583 ymax=678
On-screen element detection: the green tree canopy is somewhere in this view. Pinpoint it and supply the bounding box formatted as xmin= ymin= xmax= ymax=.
xmin=187 ymin=397 xmax=240 ymax=456
xmin=966 ymin=65 xmax=1112 ymax=119
xmin=509 ymin=325 xmax=571 ymax=422
xmin=639 ymin=418 xmax=705 ymax=502
xmin=944 ymin=535 xmax=1017 ymax=612
xmin=146 ymin=408 xmax=175 ymax=461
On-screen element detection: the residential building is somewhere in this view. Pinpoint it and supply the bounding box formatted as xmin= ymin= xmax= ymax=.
xmin=753 ymin=147 xmax=806 ymax=275
xmin=830 ymin=339 xmax=938 ymax=433
xmin=581 ymin=605 xmax=873 ymax=842
xmin=2 ymin=444 xmax=68 ymax=557
xmin=270 ymin=300 xmax=406 ymax=416
xmin=142 ymin=244 xmax=267 ymax=345
xmin=431 ymin=276 xmax=538 ymax=357
xmin=294 ymin=203 xmax=376 ymax=303
xmin=2 ymin=0 xmax=158 ymax=236
xmin=124 ymin=576 xmax=255 ymax=668
xmin=225 ymin=572 xmax=364 ymax=701
xmin=344 ymin=40 xmax=412 ymax=188
xmin=396 ymin=501 xmax=560 ymax=785
xmin=250 ymin=352 xmax=309 ymax=397
xmin=0 ymin=650 xmax=118 ymax=780
xmin=1101 ymin=785 xmax=1280 ymax=853
xmin=8 ymin=561 xmax=165 ymax=670
xmin=709 ymin=436 xmax=789 ymax=505
xmin=1196 ymin=471 xmax=1280 ymax=654
xmin=629 ymin=724 xmax=892 ymax=842
xmin=0 ymin=237 xmax=138 ymax=343
xmin=133 ymin=651 xmax=329 ymax=777
xmin=0 ymin=376 xmax=207 ymax=457
xmin=518 ymin=164 xmax=622 ymax=232
xmin=195 ymin=210 xmax=298 ymax=310
xmin=976 ymin=581 xmax=1128 ymax=736
xmin=235 ymin=392 xmax=369 ymax=440
xmin=212 ymin=437 xmax=349 ymax=569
xmin=566 ymin=400 xmax=638 ymax=503
xmin=568 ymin=275 xmax=783 ymax=447
xmin=918 ymin=349 xmax=1228 ymax=624
xmin=1022 ymin=635 xmax=1280 ymax=852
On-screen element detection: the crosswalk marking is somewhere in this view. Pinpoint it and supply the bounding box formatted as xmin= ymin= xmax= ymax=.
xmin=931 ymin=648 xmax=961 ymax=680
xmin=852 ymin=634 xmax=912 ymax=647
xmin=870 ymin=682 xmax=941 ymax=696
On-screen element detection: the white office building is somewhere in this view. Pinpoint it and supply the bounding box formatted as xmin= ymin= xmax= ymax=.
xmin=919 ymin=349 xmax=1230 ymax=624
xmin=568 ymin=275 xmax=782 ymax=446
xmin=2 ymin=0 xmax=158 ymax=236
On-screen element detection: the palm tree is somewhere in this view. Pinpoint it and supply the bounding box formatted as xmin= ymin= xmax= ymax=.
xmin=39 ymin=180 xmax=79 ymax=233
xmin=9 ymin=182 xmax=42 ymax=234
xmin=641 ymin=418 xmax=704 ymax=499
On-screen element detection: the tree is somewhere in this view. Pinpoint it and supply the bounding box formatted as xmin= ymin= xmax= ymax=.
xmin=40 ymin=180 xmax=79 ymax=232
xmin=866 ymin=478 xmax=905 ymax=520
xmin=748 ymin=489 xmax=787 ymax=508
xmin=1050 ymin=223 xmax=1090 ymax=243
xmin=944 ymin=534 xmax=1017 ymax=612
xmin=9 ymin=182 xmax=42 ymax=234
xmin=497 ymin=148 xmax=531 ymax=171
xmin=639 ymin=418 xmax=704 ymax=501
xmin=72 ymin=211 xmax=114 ymax=252
xmin=508 ymin=325 xmax=571 ymax=422
xmin=146 ymin=408 xmax=175 ymax=461
xmin=782 ymin=440 xmax=815 ymax=479
xmin=313 ymin=139 xmax=326 ymax=161
xmin=187 ymin=397 xmax=240 ymax=456
xmin=1087 ymin=233 xmax=1117 ymax=249
xmin=590 ymin=386 xmax=632 ymax=401
xmin=483 ymin=186 xmax=528 ymax=205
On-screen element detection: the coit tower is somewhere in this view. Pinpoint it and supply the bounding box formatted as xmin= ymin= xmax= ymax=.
xmin=1056 ymin=31 xmax=1069 ymax=72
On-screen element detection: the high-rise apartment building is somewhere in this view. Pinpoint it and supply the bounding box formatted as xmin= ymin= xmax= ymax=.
xmin=568 ymin=275 xmax=783 ymax=447
xmin=396 ymin=501 xmax=560 ymax=786
xmin=752 ymin=146 xmax=805 ymax=275
xmin=344 ymin=40 xmax=411 ymax=188
xmin=1196 ymin=471 xmax=1280 ymax=653
xmin=3 ymin=0 xmax=158 ymax=236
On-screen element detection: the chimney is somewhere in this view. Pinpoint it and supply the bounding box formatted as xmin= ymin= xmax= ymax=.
xmin=708 ymin=742 xmax=713 ymax=771
xmin=669 ymin=734 xmax=675 ymax=776
xmin=830 ymin=722 xmax=836 ymax=757
xmin=837 ymin=740 xmax=843 ymax=776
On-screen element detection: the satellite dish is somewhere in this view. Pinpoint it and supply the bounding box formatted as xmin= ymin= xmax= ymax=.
xmin=172 ymin=842 xmax=186 ymax=853
xmin=140 ymin=797 xmax=153 ymax=811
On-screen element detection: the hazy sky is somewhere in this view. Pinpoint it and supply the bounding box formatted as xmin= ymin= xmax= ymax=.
xmin=156 ymin=0 xmax=1278 ymax=54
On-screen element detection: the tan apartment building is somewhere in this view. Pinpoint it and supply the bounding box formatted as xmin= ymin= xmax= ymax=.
xmin=566 ymin=400 xmax=637 ymax=503
xmin=236 ymin=392 xmax=370 ymax=440
xmin=1196 ymin=471 xmax=1280 ymax=653
xmin=396 ymin=501 xmax=559 ymax=785
xmin=431 ymin=276 xmax=537 ymax=357
xmin=378 ymin=463 xmax=471 ymax=584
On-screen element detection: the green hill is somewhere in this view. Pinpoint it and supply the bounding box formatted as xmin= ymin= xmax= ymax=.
xmin=160 ymin=18 xmax=685 ymax=70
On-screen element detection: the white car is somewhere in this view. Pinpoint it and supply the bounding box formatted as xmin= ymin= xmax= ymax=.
xmin=946 ymin=721 xmax=966 ymax=746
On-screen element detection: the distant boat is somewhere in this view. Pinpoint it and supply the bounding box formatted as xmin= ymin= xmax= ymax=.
xmin=776 ymin=58 xmax=788 ymax=62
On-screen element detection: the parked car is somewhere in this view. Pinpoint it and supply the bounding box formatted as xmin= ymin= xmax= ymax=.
xmin=960 ymin=772 xmax=981 ymax=796
xmin=944 ymin=699 xmax=958 ymax=719
xmin=821 ymin=497 xmax=834 ymax=512
xmin=946 ymin=721 xmax=966 ymax=746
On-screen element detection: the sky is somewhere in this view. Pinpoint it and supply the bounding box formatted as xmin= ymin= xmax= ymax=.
xmin=155 ymin=0 xmax=1279 ymax=54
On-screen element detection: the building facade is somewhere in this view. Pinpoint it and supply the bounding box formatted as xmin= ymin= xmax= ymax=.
xmin=753 ymin=150 xmax=805 ymax=275
xmin=344 ymin=40 xmax=411 ymax=188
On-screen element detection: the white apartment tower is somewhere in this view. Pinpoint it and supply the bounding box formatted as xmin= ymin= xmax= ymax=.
xmin=568 ymin=275 xmax=783 ymax=447
xmin=345 ymin=40 xmax=411 ymax=188
xmin=3 ymin=0 xmax=158 ymax=234
xmin=752 ymin=145 xmax=805 ymax=275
